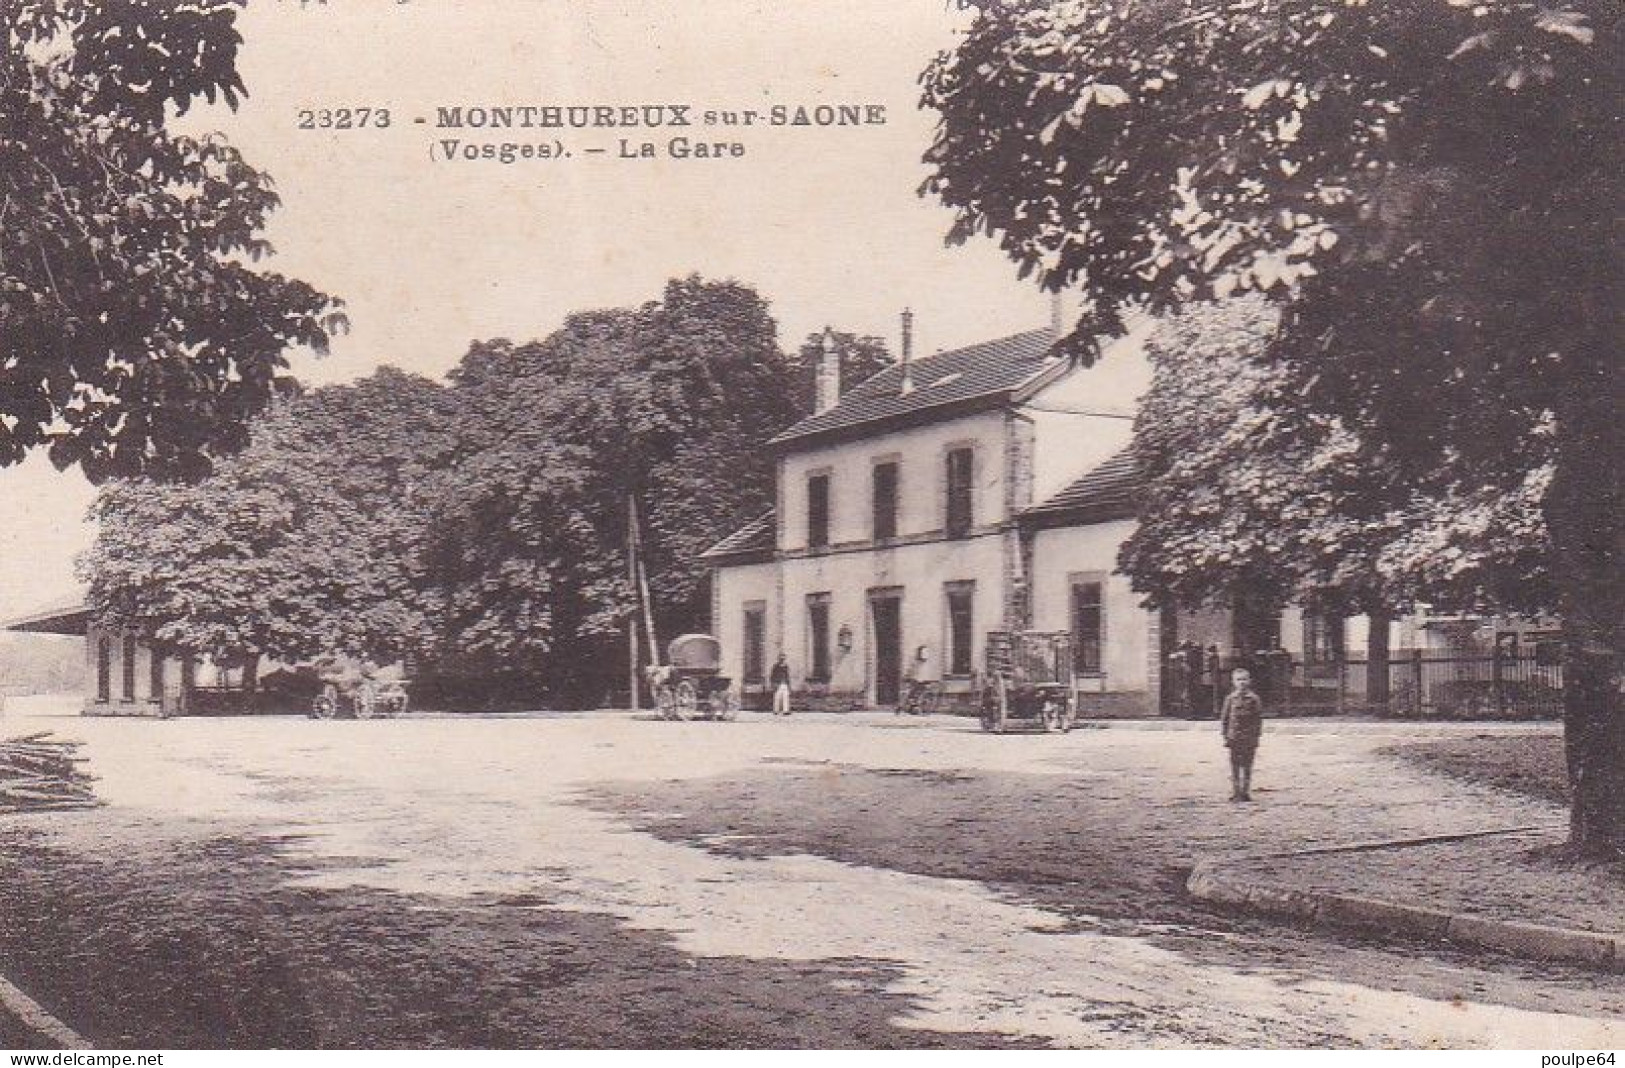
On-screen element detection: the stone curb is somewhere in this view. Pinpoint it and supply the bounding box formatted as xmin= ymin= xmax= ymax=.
xmin=1187 ymin=855 xmax=1625 ymax=972
xmin=0 ymin=971 xmax=89 ymax=1050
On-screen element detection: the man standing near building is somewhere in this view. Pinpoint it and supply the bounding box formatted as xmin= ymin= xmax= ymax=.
xmin=769 ymin=652 xmax=792 ymax=716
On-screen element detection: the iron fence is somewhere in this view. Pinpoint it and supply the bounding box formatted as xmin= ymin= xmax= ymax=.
xmin=1164 ymin=648 xmax=1563 ymax=720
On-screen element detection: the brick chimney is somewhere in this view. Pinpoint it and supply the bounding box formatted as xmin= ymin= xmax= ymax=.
xmin=815 ymin=326 xmax=840 ymax=414
xmin=899 ymin=308 xmax=915 ymax=395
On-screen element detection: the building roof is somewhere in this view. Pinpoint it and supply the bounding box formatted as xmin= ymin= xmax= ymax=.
xmin=768 ymin=328 xmax=1064 ymax=450
xmin=1023 ymin=448 xmax=1141 ymax=529
xmin=699 ymin=510 xmax=776 ymax=563
xmin=3 ymin=599 xmax=92 ymax=636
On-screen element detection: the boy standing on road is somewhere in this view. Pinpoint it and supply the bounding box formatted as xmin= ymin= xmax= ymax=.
xmin=770 ymin=653 xmax=792 ymax=716
xmin=1220 ymin=668 xmax=1264 ymax=801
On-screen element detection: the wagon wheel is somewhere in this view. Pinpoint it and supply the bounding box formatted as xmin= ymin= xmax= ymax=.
xmin=310 ymin=687 xmax=339 ymax=720
xmin=354 ymin=687 xmax=379 ymax=719
xmin=980 ymin=676 xmax=1008 ymax=732
xmin=711 ymin=688 xmax=738 ymax=722
xmin=1043 ymin=690 xmax=1074 ymax=733
xmin=655 ymin=685 xmax=678 ymax=721
xmin=674 ymin=680 xmax=699 ymax=720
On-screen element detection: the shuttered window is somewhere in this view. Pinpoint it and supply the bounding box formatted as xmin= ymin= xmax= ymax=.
xmin=872 ymin=461 xmax=898 ymax=542
xmin=807 ymin=594 xmax=832 ymax=682
xmin=946 ymin=583 xmax=975 ymax=677
xmin=807 ymin=473 xmax=831 ymax=549
xmin=122 ymin=635 xmax=138 ymax=701
xmin=743 ymin=603 xmax=766 ymax=685
xmin=1072 ymin=581 xmax=1104 ymax=674
xmin=945 ymin=447 xmax=974 ymax=537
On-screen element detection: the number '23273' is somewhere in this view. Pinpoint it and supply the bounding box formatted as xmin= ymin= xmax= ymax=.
xmin=297 ymin=108 xmax=392 ymax=130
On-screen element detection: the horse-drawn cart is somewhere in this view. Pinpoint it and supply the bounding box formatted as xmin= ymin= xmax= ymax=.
xmin=980 ymin=631 xmax=1075 ymax=733
xmin=647 ymin=634 xmax=738 ymax=721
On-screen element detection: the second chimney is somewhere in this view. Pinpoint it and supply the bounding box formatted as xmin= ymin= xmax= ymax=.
xmin=815 ymin=326 xmax=841 ymax=414
xmin=899 ymin=308 xmax=915 ymax=395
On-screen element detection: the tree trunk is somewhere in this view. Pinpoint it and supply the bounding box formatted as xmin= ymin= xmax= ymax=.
xmin=1548 ymin=355 xmax=1624 ymax=860
xmin=1366 ymin=609 xmax=1391 ymax=714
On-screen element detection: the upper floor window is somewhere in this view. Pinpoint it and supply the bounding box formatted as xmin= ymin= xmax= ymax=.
xmin=945 ymin=447 xmax=974 ymax=538
xmin=807 ymin=472 xmax=830 ymax=549
xmin=872 ymin=461 xmax=898 ymax=542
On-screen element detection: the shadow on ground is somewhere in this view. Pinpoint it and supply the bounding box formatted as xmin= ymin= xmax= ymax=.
xmin=582 ymin=763 xmax=1625 ymax=1015
xmin=0 ymin=828 xmax=1032 ymax=1049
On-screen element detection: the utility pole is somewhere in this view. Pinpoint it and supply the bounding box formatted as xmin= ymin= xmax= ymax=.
xmin=626 ymin=495 xmax=641 ymax=711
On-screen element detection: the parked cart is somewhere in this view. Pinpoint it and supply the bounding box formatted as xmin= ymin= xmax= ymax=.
xmin=980 ymin=631 xmax=1075 ymax=733
xmin=647 ymin=634 xmax=737 ymax=721
xmin=310 ymin=658 xmax=410 ymax=719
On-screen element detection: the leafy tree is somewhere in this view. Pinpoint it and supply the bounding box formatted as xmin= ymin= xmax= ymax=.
xmin=2 ymin=0 xmax=343 ymax=482
xmin=923 ymin=1 xmax=1620 ymax=854
xmin=788 ymin=330 xmax=893 ymax=412
xmin=80 ymin=369 xmax=455 ymax=668
xmin=425 ymin=277 xmax=798 ymax=705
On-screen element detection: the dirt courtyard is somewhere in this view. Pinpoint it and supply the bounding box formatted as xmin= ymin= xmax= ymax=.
xmin=0 ymin=706 xmax=1618 ymax=1049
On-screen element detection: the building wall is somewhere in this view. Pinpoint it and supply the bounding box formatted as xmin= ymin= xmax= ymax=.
xmin=777 ymin=410 xmax=1012 ymax=552
xmin=1029 ymin=519 xmax=1156 ymax=714
xmin=83 ymin=623 xmax=167 ymax=717
xmin=1020 ymin=321 xmax=1150 ymax=504
xmin=712 ymin=560 xmax=779 ymax=704
xmin=776 ymin=533 xmax=1008 ymax=708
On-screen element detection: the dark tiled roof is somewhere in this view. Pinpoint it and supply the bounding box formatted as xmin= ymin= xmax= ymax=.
xmin=1024 ymin=449 xmax=1140 ymax=528
xmin=699 ymin=511 xmax=776 ymax=562
xmin=768 ymin=328 xmax=1062 ymax=449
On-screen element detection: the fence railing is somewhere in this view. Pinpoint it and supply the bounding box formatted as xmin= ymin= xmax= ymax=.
xmin=1162 ymin=648 xmax=1563 ymax=720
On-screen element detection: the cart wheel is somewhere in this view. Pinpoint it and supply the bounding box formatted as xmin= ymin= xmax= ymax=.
xmin=655 ymin=686 xmax=678 ymax=720
xmin=1043 ymin=692 xmax=1068 ymax=732
xmin=980 ymin=678 xmax=1007 ymax=732
xmin=674 ymin=680 xmax=699 ymax=720
xmin=310 ymin=689 xmax=339 ymax=720
xmin=711 ymin=688 xmax=738 ymax=722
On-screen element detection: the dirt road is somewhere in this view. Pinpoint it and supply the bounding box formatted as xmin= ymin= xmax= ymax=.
xmin=0 ymin=709 xmax=1617 ymax=1048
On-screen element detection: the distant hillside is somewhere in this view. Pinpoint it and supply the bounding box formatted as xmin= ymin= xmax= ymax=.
xmin=0 ymin=633 xmax=84 ymax=696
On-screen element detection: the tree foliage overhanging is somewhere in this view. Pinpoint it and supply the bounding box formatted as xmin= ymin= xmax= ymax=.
xmin=81 ymin=368 xmax=456 ymax=664
xmin=82 ymin=277 xmax=832 ymax=709
xmin=922 ymin=0 xmax=1621 ymax=852
xmin=2 ymin=0 xmax=344 ymax=482
xmin=422 ymin=276 xmax=801 ymax=703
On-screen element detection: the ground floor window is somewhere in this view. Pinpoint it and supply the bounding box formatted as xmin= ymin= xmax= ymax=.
xmin=945 ymin=582 xmax=975 ymax=677
xmin=1303 ymin=611 xmax=1346 ymax=664
xmin=121 ymin=635 xmax=138 ymax=701
xmin=743 ymin=602 xmax=766 ymax=685
xmin=806 ymin=593 xmax=831 ymax=683
xmin=96 ymin=636 xmax=111 ymax=703
xmin=150 ymin=646 xmax=166 ymax=701
xmin=1071 ymin=577 xmax=1104 ymax=675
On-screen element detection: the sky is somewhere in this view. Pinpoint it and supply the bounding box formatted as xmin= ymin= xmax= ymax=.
xmin=0 ymin=0 xmax=1111 ymax=620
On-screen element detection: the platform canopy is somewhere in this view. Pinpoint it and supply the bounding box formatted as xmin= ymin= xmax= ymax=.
xmin=3 ymin=599 xmax=92 ymax=636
